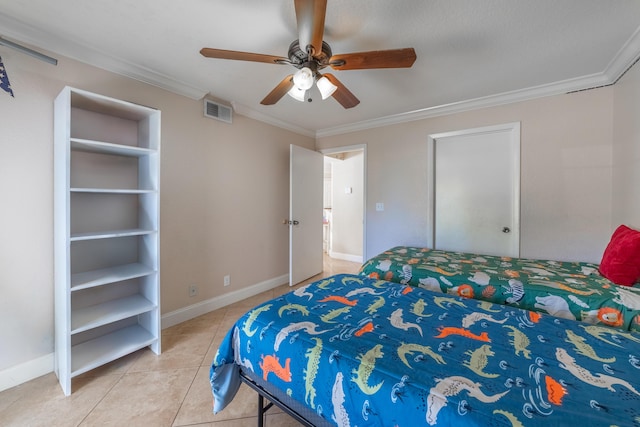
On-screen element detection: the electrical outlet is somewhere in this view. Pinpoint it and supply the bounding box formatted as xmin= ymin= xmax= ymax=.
xmin=189 ymin=284 xmax=198 ymax=297
xmin=224 ymin=275 xmax=230 ymax=286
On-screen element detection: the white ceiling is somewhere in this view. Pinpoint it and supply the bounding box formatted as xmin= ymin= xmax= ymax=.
xmin=1 ymin=0 xmax=639 ymax=136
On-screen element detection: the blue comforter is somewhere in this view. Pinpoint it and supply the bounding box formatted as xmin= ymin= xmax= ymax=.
xmin=211 ymin=274 xmax=640 ymax=426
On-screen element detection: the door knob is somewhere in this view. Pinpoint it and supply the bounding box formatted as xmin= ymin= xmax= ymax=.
xmin=502 ymin=227 xmax=511 ymax=233
xmin=292 ymin=220 xmax=299 ymax=225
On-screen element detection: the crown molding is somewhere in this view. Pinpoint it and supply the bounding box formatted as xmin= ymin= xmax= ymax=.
xmin=231 ymin=102 xmax=316 ymax=138
xmin=316 ymin=27 xmax=640 ymax=138
xmin=604 ymin=25 xmax=640 ymax=82
xmin=0 ymin=12 xmax=208 ymax=100
xmin=315 ymin=72 xmax=612 ymax=138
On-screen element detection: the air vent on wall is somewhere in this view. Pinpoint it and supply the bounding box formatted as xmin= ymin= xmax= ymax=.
xmin=204 ymin=99 xmax=233 ymax=123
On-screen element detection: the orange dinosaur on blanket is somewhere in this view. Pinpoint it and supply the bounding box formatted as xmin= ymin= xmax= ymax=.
xmin=318 ymin=295 xmax=358 ymax=306
xmin=435 ymin=327 xmax=490 ymax=342
xmin=545 ymin=375 xmax=567 ymax=405
xmin=259 ymin=354 xmax=292 ymax=382
xmin=355 ymin=322 xmax=375 ymax=337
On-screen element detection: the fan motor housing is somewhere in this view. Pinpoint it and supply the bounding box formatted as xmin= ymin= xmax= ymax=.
xmin=288 ymin=39 xmax=332 ymax=69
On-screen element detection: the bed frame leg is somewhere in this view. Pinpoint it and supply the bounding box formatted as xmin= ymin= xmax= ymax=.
xmin=257 ymin=394 xmax=273 ymax=427
xmin=258 ymin=395 xmax=264 ymax=427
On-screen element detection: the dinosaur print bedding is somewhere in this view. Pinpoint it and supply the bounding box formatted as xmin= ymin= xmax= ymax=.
xmin=359 ymin=246 xmax=640 ymax=332
xmin=210 ymin=273 xmax=640 ymax=426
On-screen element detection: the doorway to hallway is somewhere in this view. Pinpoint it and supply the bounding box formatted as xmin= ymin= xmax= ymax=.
xmin=321 ymin=145 xmax=366 ymax=263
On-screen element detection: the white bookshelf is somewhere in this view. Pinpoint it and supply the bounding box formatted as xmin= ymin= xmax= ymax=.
xmin=54 ymin=86 xmax=161 ymax=396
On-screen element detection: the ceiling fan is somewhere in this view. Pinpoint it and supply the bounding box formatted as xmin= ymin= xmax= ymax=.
xmin=200 ymin=0 xmax=416 ymax=109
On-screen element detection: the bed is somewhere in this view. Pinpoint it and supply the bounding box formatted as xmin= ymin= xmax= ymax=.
xmin=210 ymin=273 xmax=640 ymax=426
xmin=359 ymin=246 xmax=640 ymax=332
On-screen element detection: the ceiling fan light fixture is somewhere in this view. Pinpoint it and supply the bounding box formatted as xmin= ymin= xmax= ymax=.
xmin=287 ymin=86 xmax=306 ymax=102
xmin=316 ymin=75 xmax=337 ymax=100
xmin=202 ymin=0 xmax=416 ymax=109
xmin=292 ymin=67 xmax=314 ymax=90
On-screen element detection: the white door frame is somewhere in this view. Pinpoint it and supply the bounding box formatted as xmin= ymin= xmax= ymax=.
xmin=320 ymin=144 xmax=367 ymax=262
xmin=426 ymin=122 xmax=521 ymax=254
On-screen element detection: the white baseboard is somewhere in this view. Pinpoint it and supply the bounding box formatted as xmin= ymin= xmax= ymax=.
xmin=161 ymin=273 xmax=289 ymax=328
xmin=0 ymin=353 xmax=54 ymax=392
xmin=328 ymin=251 xmax=363 ymax=264
xmin=0 ymin=273 xmax=289 ymax=392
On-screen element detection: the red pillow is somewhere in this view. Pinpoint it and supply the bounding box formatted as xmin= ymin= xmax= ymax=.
xmin=599 ymin=225 xmax=640 ymax=286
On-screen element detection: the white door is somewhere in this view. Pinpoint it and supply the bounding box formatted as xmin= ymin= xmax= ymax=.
xmin=429 ymin=123 xmax=520 ymax=257
xmin=290 ymin=145 xmax=324 ymax=286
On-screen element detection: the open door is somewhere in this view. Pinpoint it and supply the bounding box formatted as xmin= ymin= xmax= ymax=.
xmin=289 ymin=145 xmax=324 ymax=286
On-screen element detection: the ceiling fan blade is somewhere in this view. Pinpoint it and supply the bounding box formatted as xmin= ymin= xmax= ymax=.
xmin=200 ymin=48 xmax=288 ymax=65
xmin=294 ymin=0 xmax=327 ymax=56
xmin=330 ymin=47 xmax=417 ymax=70
xmin=260 ymin=75 xmax=295 ymax=105
xmin=323 ymin=74 xmax=360 ymax=109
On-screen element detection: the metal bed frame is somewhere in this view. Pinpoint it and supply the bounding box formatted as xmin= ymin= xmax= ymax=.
xmin=239 ymin=368 xmax=333 ymax=427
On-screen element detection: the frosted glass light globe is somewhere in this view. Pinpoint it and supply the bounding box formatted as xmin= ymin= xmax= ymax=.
xmin=317 ymin=76 xmax=337 ymax=100
xmin=287 ymin=86 xmax=306 ymax=102
xmin=293 ymin=67 xmax=314 ymax=90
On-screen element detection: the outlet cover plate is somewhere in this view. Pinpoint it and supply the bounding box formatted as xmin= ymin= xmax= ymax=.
xmin=189 ymin=284 xmax=198 ymax=297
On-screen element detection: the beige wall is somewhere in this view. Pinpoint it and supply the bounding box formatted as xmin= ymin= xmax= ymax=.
xmin=612 ymin=61 xmax=640 ymax=229
xmin=317 ymin=87 xmax=615 ymax=264
xmin=0 ymin=50 xmax=313 ymax=377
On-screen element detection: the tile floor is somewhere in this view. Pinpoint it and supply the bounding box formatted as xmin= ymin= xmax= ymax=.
xmin=0 ymin=257 xmax=360 ymax=427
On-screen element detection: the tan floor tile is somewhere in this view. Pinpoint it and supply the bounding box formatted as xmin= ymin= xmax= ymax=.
xmin=0 ymin=372 xmax=120 ymax=427
xmin=129 ymin=332 xmax=213 ymax=372
xmin=80 ymin=367 xmax=197 ymax=426
xmin=165 ymin=309 xmax=226 ymax=336
xmin=209 ymin=417 xmax=257 ymax=427
xmin=0 ymin=382 xmax=25 ymax=412
xmin=265 ymin=412 xmax=306 ymax=427
xmin=173 ymin=365 xmax=216 ymax=425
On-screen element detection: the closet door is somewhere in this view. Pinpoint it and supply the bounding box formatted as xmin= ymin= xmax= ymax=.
xmin=429 ymin=123 xmax=520 ymax=257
